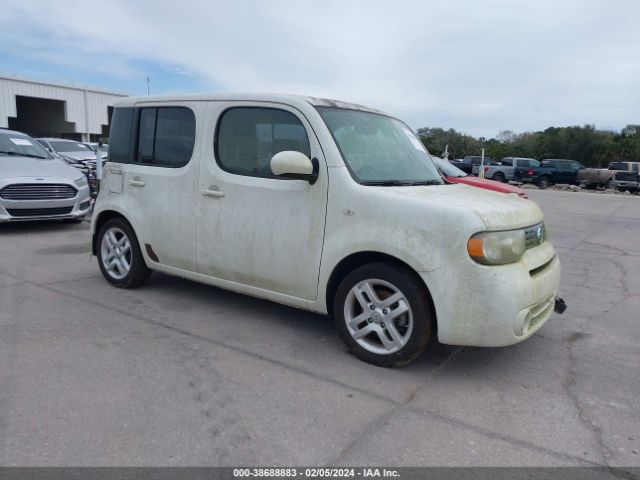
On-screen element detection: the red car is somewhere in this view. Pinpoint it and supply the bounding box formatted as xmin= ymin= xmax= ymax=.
xmin=432 ymin=157 xmax=528 ymax=198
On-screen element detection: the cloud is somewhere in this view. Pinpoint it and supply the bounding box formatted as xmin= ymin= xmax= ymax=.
xmin=0 ymin=0 xmax=638 ymax=136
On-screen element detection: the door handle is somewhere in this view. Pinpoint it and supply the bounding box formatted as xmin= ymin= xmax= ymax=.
xmin=201 ymin=188 xmax=225 ymax=198
xmin=128 ymin=179 xmax=145 ymax=187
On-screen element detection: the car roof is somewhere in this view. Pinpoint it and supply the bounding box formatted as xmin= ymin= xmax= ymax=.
xmin=0 ymin=128 xmax=29 ymax=136
xmin=37 ymin=138 xmax=82 ymax=142
xmin=113 ymin=93 xmax=387 ymax=115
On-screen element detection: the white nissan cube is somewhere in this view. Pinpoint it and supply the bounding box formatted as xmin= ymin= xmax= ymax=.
xmin=92 ymin=94 xmax=563 ymax=367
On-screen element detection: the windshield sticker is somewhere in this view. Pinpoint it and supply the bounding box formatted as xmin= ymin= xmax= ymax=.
xmin=402 ymin=128 xmax=425 ymax=151
xmin=10 ymin=138 xmax=33 ymax=146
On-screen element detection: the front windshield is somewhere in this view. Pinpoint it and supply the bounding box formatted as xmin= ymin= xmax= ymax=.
xmin=0 ymin=132 xmax=51 ymax=159
xmin=431 ymin=156 xmax=467 ymax=178
xmin=50 ymin=141 xmax=91 ymax=153
xmin=317 ymin=107 xmax=443 ymax=185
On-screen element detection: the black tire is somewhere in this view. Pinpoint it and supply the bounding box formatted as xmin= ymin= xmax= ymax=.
xmin=537 ymin=176 xmax=550 ymax=189
xmin=333 ymin=262 xmax=433 ymax=367
xmin=493 ymin=172 xmax=506 ymax=183
xmin=97 ymin=217 xmax=151 ymax=288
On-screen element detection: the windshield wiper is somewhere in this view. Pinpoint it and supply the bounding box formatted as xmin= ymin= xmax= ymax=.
xmin=407 ymin=180 xmax=443 ymax=186
xmin=360 ymin=180 xmax=413 ymax=186
xmin=0 ymin=151 xmax=48 ymax=159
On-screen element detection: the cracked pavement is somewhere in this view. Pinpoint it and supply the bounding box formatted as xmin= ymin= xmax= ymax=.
xmin=0 ymin=190 xmax=639 ymax=466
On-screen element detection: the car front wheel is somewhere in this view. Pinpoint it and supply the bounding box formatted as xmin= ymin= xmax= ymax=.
xmin=334 ymin=263 xmax=433 ymax=367
xmin=97 ymin=218 xmax=151 ymax=288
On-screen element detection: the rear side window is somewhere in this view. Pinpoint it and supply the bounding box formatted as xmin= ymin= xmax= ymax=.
xmin=109 ymin=107 xmax=134 ymax=163
xmin=135 ymin=107 xmax=195 ymax=167
xmin=215 ymin=107 xmax=311 ymax=178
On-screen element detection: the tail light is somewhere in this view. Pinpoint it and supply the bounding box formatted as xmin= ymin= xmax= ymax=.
xmin=484 ymin=166 xmax=489 ymax=172
xmin=527 ymin=168 xmax=534 ymax=176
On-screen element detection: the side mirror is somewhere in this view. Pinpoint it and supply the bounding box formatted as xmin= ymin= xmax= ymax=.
xmin=270 ymin=151 xmax=319 ymax=184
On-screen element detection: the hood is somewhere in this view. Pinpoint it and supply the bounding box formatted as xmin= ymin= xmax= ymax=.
xmin=378 ymin=183 xmax=543 ymax=230
xmin=0 ymin=155 xmax=82 ymax=180
xmin=448 ymin=175 xmax=527 ymax=196
xmin=59 ymin=151 xmax=97 ymax=161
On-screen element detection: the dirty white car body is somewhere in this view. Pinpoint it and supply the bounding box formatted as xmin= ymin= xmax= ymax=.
xmin=92 ymin=94 xmax=562 ymax=366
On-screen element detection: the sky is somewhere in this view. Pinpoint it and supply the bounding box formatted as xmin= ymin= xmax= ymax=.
xmin=0 ymin=0 xmax=638 ymax=137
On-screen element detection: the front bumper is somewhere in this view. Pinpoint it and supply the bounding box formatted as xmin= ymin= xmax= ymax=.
xmin=611 ymin=180 xmax=638 ymax=190
xmin=0 ymin=178 xmax=92 ymax=223
xmin=423 ymin=240 xmax=562 ymax=347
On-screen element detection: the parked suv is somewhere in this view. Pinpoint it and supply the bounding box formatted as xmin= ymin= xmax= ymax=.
xmin=474 ymin=157 xmax=539 ymax=182
xmin=92 ymin=94 xmax=563 ymax=367
xmin=514 ymin=159 xmax=583 ymax=188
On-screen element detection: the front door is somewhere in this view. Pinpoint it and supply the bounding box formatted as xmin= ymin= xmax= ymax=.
xmin=197 ymin=102 xmax=328 ymax=301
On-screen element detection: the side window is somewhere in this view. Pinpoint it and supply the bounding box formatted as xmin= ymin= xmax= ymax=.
xmin=502 ymin=158 xmax=512 ymax=166
xmin=135 ymin=106 xmax=195 ymax=167
xmin=216 ymin=107 xmax=311 ymax=178
xmin=137 ymin=108 xmax=156 ymax=163
xmin=109 ymin=107 xmax=134 ymax=163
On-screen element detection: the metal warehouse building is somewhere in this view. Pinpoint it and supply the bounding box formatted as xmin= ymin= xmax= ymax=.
xmin=0 ymin=75 xmax=126 ymax=142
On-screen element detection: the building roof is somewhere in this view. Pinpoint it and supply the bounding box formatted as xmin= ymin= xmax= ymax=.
xmin=0 ymin=73 xmax=127 ymax=97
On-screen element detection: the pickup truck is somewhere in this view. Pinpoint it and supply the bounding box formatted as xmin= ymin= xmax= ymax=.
xmin=514 ymin=159 xmax=584 ymax=188
xmin=473 ymin=157 xmax=539 ymax=182
xmin=578 ymin=162 xmax=639 ymax=191
xmin=610 ymin=162 xmax=639 ymax=191
xmin=450 ymin=156 xmax=497 ymax=174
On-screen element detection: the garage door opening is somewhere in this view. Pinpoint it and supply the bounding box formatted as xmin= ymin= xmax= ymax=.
xmin=8 ymin=95 xmax=79 ymax=140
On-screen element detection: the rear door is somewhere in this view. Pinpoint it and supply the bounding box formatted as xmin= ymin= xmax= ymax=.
xmin=122 ymin=102 xmax=203 ymax=271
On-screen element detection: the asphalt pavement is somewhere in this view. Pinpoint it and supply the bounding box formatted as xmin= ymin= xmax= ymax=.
xmin=0 ymin=189 xmax=639 ymax=467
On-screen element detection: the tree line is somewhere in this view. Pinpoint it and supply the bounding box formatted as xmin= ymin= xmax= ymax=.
xmin=416 ymin=124 xmax=640 ymax=167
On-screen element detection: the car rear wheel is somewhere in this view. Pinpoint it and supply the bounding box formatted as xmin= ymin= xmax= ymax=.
xmin=537 ymin=176 xmax=550 ymax=189
xmin=98 ymin=218 xmax=151 ymax=288
xmin=334 ymin=262 xmax=433 ymax=367
xmin=493 ymin=172 xmax=506 ymax=183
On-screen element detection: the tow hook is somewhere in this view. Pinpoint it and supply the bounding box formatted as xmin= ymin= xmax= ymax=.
xmin=554 ymin=297 xmax=567 ymax=314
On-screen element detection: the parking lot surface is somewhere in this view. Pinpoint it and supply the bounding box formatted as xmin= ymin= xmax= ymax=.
xmin=1 ymin=190 xmax=639 ymax=467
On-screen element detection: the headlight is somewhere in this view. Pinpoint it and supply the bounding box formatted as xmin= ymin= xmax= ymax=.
xmin=467 ymin=229 xmax=526 ymax=265
xmin=74 ymin=176 xmax=88 ymax=187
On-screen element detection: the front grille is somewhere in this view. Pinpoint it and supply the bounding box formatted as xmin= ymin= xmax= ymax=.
xmin=7 ymin=207 xmax=73 ymax=217
xmin=530 ymin=256 xmax=555 ymax=277
xmin=614 ymin=172 xmax=638 ymax=181
xmin=0 ymin=184 xmax=77 ymax=200
xmin=524 ymin=222 xmax=546 ymax=250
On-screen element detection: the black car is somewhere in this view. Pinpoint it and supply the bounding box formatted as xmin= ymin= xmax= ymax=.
xmin=514 ymin=159 xmax=584 ymax=188
xmin=449 ymin=156 xmax=497 ymax=174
